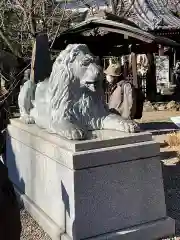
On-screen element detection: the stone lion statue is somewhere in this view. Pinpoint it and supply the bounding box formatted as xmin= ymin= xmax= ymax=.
xmin=18 ymin=44 xmax=139 ymax=140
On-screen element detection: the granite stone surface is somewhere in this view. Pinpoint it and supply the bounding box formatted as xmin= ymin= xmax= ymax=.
xmin=6 ymin=119 xmax=175 ymax=240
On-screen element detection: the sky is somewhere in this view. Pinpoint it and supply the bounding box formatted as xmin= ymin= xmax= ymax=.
xmin=55 ymin=0 xmax=109 ymax=12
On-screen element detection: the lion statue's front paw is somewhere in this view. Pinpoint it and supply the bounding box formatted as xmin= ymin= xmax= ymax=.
xmin=20 ymin=115 xmax=35 ymax=124
xmin=123 ymin=120 xmax=140 ymax=133
xmin=102 ymin=114 xmax=140 ymax=133
xmin=65 ymin=127 xmax=86 ymax=140
xmin=52 ymin=120 xmax=87 ymax=140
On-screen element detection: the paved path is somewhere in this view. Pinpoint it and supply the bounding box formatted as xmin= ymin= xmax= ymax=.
xmin=140 ymin=111 xmax=180 ymax=123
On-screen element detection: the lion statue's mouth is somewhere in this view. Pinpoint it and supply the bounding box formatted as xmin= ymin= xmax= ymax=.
xmin=18 ymin=43 xmax=140 ymax=140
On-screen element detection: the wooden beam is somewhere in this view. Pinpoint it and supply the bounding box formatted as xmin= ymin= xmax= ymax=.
xmin=131 ymin=44 xmax=158 ymax=54
xmin=101 ymin=27 xmax=153 ymax=44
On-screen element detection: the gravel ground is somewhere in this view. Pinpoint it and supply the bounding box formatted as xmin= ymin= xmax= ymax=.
xmin=20 ymin=209 xmax=51 ymax=240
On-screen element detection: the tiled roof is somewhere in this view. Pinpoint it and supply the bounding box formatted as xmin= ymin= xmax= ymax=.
xmin=130 ymin=0 xmax=180 ymax=30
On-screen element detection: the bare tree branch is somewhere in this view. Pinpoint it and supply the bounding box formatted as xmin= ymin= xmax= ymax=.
xmin=0 ymin=28 xmax=21 ymax=57
xmin=28 ymin=0 xmax=36 ymax=35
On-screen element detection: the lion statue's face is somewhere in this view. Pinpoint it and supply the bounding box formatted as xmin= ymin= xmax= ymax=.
xmin=72 ymin=47 xmax=103 ymax=92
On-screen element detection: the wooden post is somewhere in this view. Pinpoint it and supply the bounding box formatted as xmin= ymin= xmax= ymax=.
xmin=30 ymin=39 xmax=36 ymax=83
xmin=174 ymin=49 xmax=176 ymax=67
xmin=131 ymin=52 xmax=138 ymax=88
xmin=159 ymin=45 xmax=164 ymax=56
xmin=123 ymin=55 xmax=128 ymax=79
xmin=30 ymin=33 xmax=52 ymax=84
xmin=146 ymin=52 xmax=156 ymax=101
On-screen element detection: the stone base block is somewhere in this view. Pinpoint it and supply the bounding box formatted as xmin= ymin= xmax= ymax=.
xmin=14 ymin=186 xmax=176 ymax=240
xmin=6 ymin=119 xmax=175 ymax=240
xmin=62 ymin=217 xmax=175 ymax=240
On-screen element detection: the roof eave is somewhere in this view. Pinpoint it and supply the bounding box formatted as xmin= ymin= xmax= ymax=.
xmin=53 ymin=18 xmax=180 ymax=48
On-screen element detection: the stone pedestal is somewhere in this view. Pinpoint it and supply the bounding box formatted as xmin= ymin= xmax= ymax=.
xmin=6 ymin=119 xmax=175 ymax=240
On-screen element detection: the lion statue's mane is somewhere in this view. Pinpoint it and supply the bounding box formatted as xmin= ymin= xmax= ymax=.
xmin=18 ymin=44 xmax=139 ymax=140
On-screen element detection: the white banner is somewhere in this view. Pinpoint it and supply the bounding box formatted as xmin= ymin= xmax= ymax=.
xmin=156 ymin=56 xmax=169 ymax=85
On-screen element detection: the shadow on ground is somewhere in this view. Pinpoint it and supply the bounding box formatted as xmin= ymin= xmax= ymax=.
xmin=161 ymin=151 xmax=178 ymax=161
xmin=140 ymin=122 xmax=179 ymax=135
xmin=162 ymin=161 xmax=180 ymax=237
xmin=0 ymin=161 xmax=21 ymax=239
